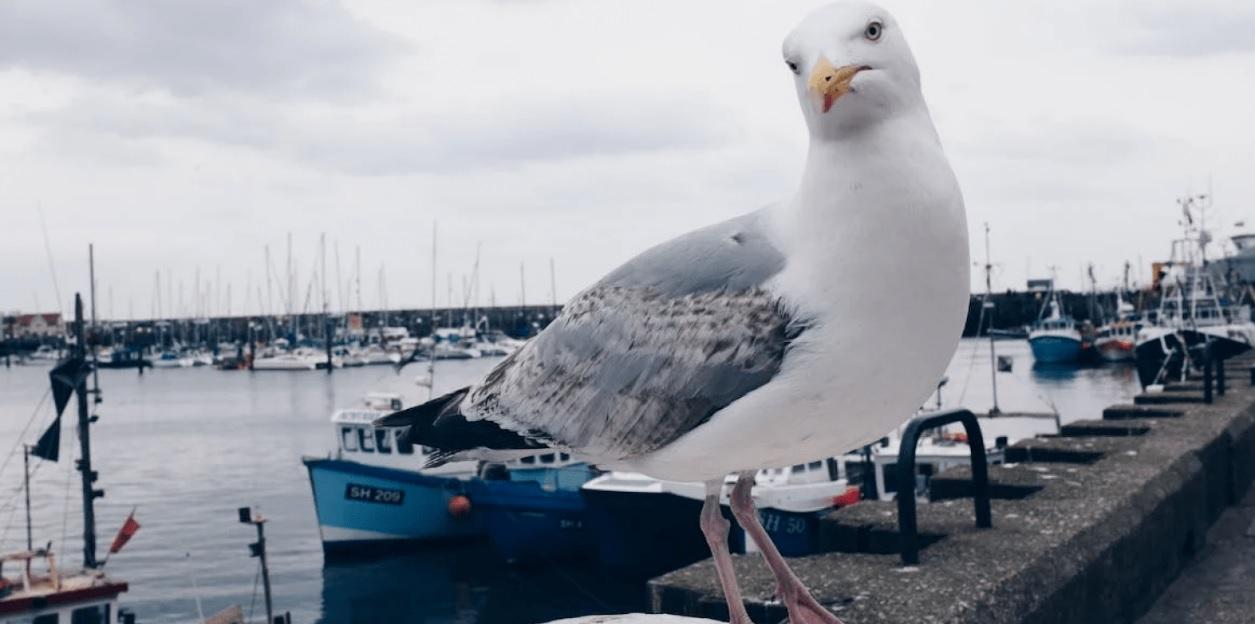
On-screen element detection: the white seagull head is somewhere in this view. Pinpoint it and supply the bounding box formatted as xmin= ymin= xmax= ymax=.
xmin=782 ymin=1 xmax=924 ymax=138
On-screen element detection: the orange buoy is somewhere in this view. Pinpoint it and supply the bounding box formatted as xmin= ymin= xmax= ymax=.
xmin=447 ymin=495 xmax=472 ymax=519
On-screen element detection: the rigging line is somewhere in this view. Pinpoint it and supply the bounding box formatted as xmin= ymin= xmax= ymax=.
xmin=0 ymin=389 xmax=53 ymax=484
xmin=0 ymin=461 xmax=48 ymax=549
xmin=954 ymin=337 xmax=983 ymax=407
xmin=60 ymin=422 xmax=79 ymax=553
xmin=247 ymin=560 xmax=262 ymax=623
xmin=38 ymin=206 xmax=66 ymax=319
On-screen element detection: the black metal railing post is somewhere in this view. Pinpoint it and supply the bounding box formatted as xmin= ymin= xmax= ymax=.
xmin=896 ymin=408 xmax=992 ymax=566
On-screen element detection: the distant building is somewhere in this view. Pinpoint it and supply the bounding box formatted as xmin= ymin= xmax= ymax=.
xmin=11 ymin=313 xmax=64 ymax=338
xmin=1026 ymin=278 xmax=1053 ymax=293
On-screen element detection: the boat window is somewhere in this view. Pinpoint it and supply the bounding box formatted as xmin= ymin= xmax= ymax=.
xmin=358 ymin=427 xmax=375 ymax=453
xmin=396 ymin=431 xmax=414 ymax=455
xmin=540 ymin=453 xmax=555 ymax=464
xmin=18 ymin=615 xmax=60 ymax=624
xmin=71 ymin=604 xmax=110 ymax=624
xmin=882 ymin=463 xmax=899 ymax=494
xmin=808 ymin=461 xmax=823 ymax=471
xmin=559 ymin=453 xmax=570 ymax=461
xmin=792 ymin=464 xmax=806 ymax=472
xmin=520 ymin=456 xmax=535 ymax=465
xmin=390 ymin=398 xmax=403 ymax=411
xmin=340 ymin=426 xmax=357 ymax=452
xmin=374 ymin=428 xmax=393 ymax=454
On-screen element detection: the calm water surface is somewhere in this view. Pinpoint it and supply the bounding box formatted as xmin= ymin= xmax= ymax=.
xmin=0 ymin=338 xmax=1140 ymax=623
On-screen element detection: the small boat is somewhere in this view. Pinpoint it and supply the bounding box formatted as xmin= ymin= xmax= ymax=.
xmin=149 ymin=350 xmax=193 ymax=368
xmin=94 ymin=347 xmax=152 ymax=370
xmin=581 ymin=461 xmax=853 ymax=575
xmin=466 ymin=456 xmax=599 ymax=565
xmin=252 ymin=348 xmax=323 ymax=371
xmin=1028 ymin=287 xmax=1083 ymax=364
xmin=0 ymin=546 xmax=132 ymax=623
xmin=302 ymin=393 xmax=483 ymax=556
xmin=839 ymin=431 xmax=1006 ymax=502
xmin=25 ymin=345 xmax=61 ymax=363
xmin=432 ymin=327 xmax=482 ymax=359
xmin=1094 ymin=319 xmax=1139 ymax=362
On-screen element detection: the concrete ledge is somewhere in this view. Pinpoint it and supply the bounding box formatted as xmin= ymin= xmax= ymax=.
xmin=648 ymin=358 xmax=1255 ymax=624
xmin=1134 ymin=392 xmax=1207 ymax=405
xmin=1059 ymin=419 xmax=1151 ymax=437
xmin=1102 ymin=404 xmax=1184 ymax=420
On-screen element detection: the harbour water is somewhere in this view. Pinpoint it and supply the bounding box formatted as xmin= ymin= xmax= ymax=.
xmin=0 ymin=338 xmax=1141 ymax=623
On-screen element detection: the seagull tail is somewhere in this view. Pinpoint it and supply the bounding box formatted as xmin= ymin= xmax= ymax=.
xmin=373 ymin=387 xmax=544 ymax=467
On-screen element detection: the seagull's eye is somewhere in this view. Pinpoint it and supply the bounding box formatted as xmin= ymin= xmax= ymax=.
xmin=864 ymin=21 xmax=883 ymax=41
xmin=785 ymin=59 xmax=800 ymax=75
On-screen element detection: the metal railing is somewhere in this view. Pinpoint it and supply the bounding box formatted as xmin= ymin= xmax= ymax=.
xmin=896 ymin=408 xmax=992 ymax=565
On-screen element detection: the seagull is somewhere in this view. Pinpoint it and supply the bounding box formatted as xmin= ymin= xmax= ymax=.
xmin=380 ymin=2 xmax=968 ymax=622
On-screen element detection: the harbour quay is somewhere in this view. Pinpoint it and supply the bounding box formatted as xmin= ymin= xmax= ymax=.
xmin=649 ymin=356 xmax=1255 ymax=624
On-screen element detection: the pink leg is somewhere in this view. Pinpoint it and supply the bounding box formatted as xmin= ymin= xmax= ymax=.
xmin=729 ymin=472 xmax=844 ymax=624
xmin=700 ymin=479 xmax=753 ymax=624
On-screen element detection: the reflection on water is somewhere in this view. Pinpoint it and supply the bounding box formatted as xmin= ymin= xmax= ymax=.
xmin=0 ymin=337 xmax=1140 ymax=622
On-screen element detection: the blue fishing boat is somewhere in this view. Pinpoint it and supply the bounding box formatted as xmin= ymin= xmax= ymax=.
xmin=467 ymin=456 xmax=599 ymax=564
xmin=1028 ymin=285 xmax=1083 ymax=364
xmin=302 ymin=393 xmax=484 ymax=556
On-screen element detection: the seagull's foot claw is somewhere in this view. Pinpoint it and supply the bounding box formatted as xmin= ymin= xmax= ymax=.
xmin=777 ymin=584 xmax=844 ymax=624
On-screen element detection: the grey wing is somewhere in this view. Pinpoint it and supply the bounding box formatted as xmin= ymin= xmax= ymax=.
xmin=463 ymin=208 xmax=801 ymax=461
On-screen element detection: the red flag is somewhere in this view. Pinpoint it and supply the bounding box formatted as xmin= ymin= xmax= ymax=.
xmin=109 ymin=511 xmax=141 ymax=554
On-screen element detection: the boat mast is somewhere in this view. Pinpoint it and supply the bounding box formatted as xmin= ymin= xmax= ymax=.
xmin=89 ymin=244 xmax=101 ymax=395
xmin=23 ymin=445 xmax=32 ymax=551
xmin=74 ymin=293 xmax=100 ymax=568
xmin=428 ymin=222 xmax=438 ymax=400
xmin=981 ymin=224 xmax=1000 ymax=414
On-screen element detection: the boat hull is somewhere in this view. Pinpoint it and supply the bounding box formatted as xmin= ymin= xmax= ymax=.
xmin=581 ymin=488 xmax=725 ymax=576
xmin=303 ymin=457 xmax=483 ymax=556
xmin=465 ymin=466 xmax=597 ymax=565
xmin=1028 ymin=335 xmax=1083 ymax=364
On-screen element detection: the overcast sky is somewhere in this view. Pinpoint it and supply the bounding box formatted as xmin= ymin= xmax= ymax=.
xmin=2 ymin=0 xmax=1253 ymax=320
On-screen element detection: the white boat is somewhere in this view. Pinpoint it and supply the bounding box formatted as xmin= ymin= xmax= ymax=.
xmin=26 ymin=345 xmax=61 ymax=363
xmin=149 ymin=350 xmax=193 ymax=368
xmin=432 ymin=327 xmax=482 ymax=359
xmin=838 ymin=432 xmax=1004 ymax=502
xmin=357 ymin=344 xmax=402 ymax=366
xmin=252 ymin=348 xmax=321 ymax=371
xmin=0 ymin=549 xmax=130 ymax=623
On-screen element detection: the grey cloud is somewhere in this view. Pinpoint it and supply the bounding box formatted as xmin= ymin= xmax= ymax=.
xmin=0 ymin=0 xmax=406 ymax=98
xmin=26 ymin=92 xmax=732 ymax=175
xmin=1117 ymin=5 xmax=1255 ymax=57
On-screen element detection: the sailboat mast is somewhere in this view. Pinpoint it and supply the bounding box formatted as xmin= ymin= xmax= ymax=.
xmin=983 ymin=223 xmax=1000 ymax=414
xmin=74 ymin=294 xmax=100 ymax=568
xmin=429 ymin=222 xmax=438 ymax=400
xmin=89 ymin=244 xmax=101 ymax=394
xmin=23 ymin=445 xmax=32 ymax=551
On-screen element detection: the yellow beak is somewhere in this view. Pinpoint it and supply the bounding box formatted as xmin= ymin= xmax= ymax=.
xmin=807 ymin=58 xmax=868 ymax=113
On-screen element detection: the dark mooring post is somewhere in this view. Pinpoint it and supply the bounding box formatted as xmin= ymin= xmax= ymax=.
xmin=239 ymin=507 xmax=274 ymax=624
xmin=74 ymin=294 xmax=101 ymax=568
